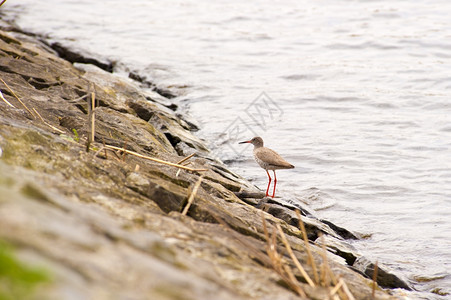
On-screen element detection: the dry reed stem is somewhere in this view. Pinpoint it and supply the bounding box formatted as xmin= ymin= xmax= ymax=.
xmin=372 ymin=261 xmax=379 ymax=299
xmin=0 ymin=90 xmax=14 ymax=107
xmin=102 ymin=138 xmax=107 ymax=159
xmin=318 ymin=233 xmax=334 ymax=287
xmin=318 ymin=234 xmax=352 ymax=300
xmin=86 ymin=86 xmax=95 ymax=152
xmin=32 ymin=108 xmax=65 ymax=133
xmin=104 ymin=144 xmax=208 ymax=172
xmin=109 ymin=147 xmax=124 ymax=161
xmin=90 ymin=91 xmax=96 ymax=144
xmin=67 ymin=94 xmax=87 ymax=104
xmin=281 ymin=263 xmax=307 ymax=297
xmin=295 ymin=209 xmax=319 ymax=284
xmin=121 ymin=142 xmax=128 ymax=161
xmin=320 ymin=263 xmax=327 ymax=287
xmin=341 ymin=279 xmax=356 ymax=300
xmin=181 ymin=175 xmax=204 ymax=215
xmin=0 ymin=0 xmax=7 ymax=8
xmin=261 ymin=215 xmax=307 ymax=298
xmin=177 ymin=153 xmax=195 ymax=164
xmin=329 ymin=278 xmax=344 ymax=297
xmin=0 ymin=78 xmax=35 ymax=118
xmin=176 ymin=154 xmax=195 ymax=177
xmin=177 ymin=162 xmax=194 ymax=177
xmin=94 ymin=146 xmax=105 ymax=158
xmin=276 ymin=223 xmax=315 ymax=287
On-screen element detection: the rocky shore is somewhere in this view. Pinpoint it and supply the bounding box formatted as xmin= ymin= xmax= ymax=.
xmin=0 ymin=20 xmax=414 ymax=299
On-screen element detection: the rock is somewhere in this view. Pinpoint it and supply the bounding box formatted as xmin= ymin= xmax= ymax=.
xmin=126 ymin=171 xmax=188 ymax=213
xmin=148 ymin=109 xmax=209 ymax=156
xmin=128 ymin=70 xmax=177 ymax=99
xmin=320 ymin=219 xmax=359 ymax=240
xmin=51 ymin=42 xmax=114 ymax=72
xmin=316 ymin=234 xmax=359 ymax=266
xmin=255 ymin=197 xmax=357 ymax=240
xmin=353 ymin=257 xmax=412 ymax=290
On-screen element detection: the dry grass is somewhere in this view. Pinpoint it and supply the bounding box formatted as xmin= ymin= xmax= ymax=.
xmin=1 ymin=77 xmax=70 ymax=134
xmin=261 ymin=214 xmax=307 ymax=298
xmin=102 ymin=144 xmax=208 ymax=172
xmin=1 ymin=77 xmax=100 ymax=149
xmin=261 ymin=212 xmax=357 ymax=300
xmin=181 ymin=175 xmax=204 ymax=215
xmin=89 ymin=88 xmax=96 ymax=146
xmin=0 ymin=90 xmax=14 ymax=107
xmin=32 ymin=108 xmax=65 ymax=133
xmin=177 ymin=153 xmax=195 ymax=164
xmin=85 ymin=85 xmax=96 ymax=152
xmin=296 ymin=209 xmax=319 ymax=284
xmin=0 ymin=77 xmax=35 ymax=118
xmin=276 ymin=223 xmax=315 ymax=287
xmin=176 ymin=153 xmax=196 ymax=177
xmin=372 ymin=261 xmax=379 ymax=299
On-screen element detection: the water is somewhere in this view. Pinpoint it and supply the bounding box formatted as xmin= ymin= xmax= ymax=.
xmin=3 ymin=1 xmax=451 ymax=298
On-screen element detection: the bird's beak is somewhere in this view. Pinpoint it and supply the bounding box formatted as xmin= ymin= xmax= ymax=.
xmin=238 ymin=140 xmax=251 ymax=144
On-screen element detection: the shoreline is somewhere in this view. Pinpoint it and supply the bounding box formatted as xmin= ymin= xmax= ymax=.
xmin=0 ymin=18 xmax=423 ymax=299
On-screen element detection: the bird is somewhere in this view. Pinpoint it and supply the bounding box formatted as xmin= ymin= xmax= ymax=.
xmin=239 ymin=136 xmax=294 ymax=198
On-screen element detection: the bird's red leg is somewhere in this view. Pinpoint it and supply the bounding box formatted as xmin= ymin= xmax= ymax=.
xmin=265 ymin=170 xmax=271 ymax=197
xmin=272 ymin=170 xmax=277 ymax=198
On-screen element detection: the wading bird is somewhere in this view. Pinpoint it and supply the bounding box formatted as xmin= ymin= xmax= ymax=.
xmin=239 ymin=137 xmax=294 ymax=197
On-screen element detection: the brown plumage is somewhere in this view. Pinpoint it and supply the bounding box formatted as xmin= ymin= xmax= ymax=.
xmin=239 ymin=137 xmax=294 ymax=197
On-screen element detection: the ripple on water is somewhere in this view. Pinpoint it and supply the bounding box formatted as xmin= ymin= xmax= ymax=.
xmin=280 ymin=74 xmax=321 ymax=81
xmin=294 ymin=187 xmax=337 ymax=211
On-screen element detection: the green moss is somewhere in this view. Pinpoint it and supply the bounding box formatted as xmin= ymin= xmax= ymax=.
xmin=72 ymin=129 xmax=79 ymax=142
xmin=431 ymin=288 xmax=449 ymax=296
xmin=150 ymin=241 xmax=177 ymax=264
xmin=414 ymin=274 xmax=446 ymax=283
xmin=154 ymin=284 xmax=192 ymax=300
xmin=20 ymin=184 xmax=49 ymax=202
xmin=0 ymin=241 xmax=50 ymax=300
xmin=1 ymin=128 xmax=61 ymax=172
xmin=20 ymin=131 xmax=51 ymax=147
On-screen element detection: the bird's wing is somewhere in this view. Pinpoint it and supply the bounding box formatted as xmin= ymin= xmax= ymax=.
xmin=254 ymin=147 xmax=293 ymax=168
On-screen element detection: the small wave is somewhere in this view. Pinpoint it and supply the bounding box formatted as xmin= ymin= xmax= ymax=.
xmin=293 ymin=187 xmax=337 ymax=211
xmin=281 ymin=74 xmax=321 ymax=81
